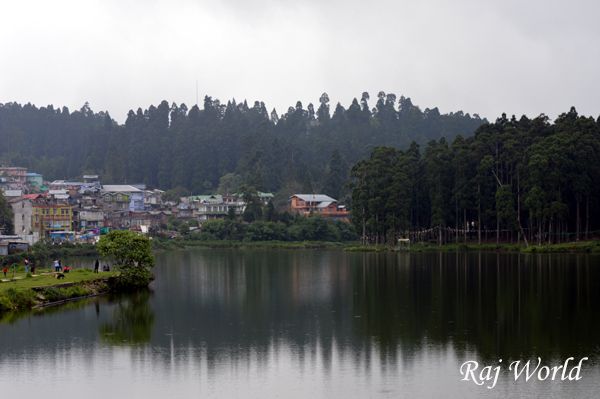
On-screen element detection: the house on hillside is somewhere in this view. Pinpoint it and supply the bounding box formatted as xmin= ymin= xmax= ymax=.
xmin=26 ymin=172 xmax=43 ymax=191
xmin=2 ymin=189 xmax=23 ymax=199
xmin=10 ymin=197 xmax=33 ymax=235
xmin=0 ymin=166 xmax=27 ymax=190
xmin=182 ymin=194 xmax=246 ymax=222
xmin=48 ymin=180 xmax=85 ymax=194
xmin=77 ymin=207 xmax=105 ymax=230
xmin=32 ymin=200 xmax=74 ymax=237
xmin=144 ymin=189 xmax=165 ymax=208
xmin=101 ymin=185 xmax=145 ymax=212
xmin=289 ymin=194 xmax=350 ymax=220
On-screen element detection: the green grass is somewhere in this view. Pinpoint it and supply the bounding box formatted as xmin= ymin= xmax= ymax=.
xmin=0 ymin=269 xmax=118 ymax=293
xmin=342 ymin=240 xmax=600 ymax=253
xmin=521 ymin=240 xmax=600 ymax=253
xmin=154 ymin=238 xmax=350 ymax=250
xmin=344 ymin=244 xmax=389 ymax=252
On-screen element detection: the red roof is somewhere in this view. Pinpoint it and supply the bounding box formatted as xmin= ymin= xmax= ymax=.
xmin=23 ymin=193 xmax=45 ymax=200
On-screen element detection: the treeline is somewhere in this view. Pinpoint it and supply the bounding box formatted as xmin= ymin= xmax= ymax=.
xmin=351 ymin=108 xmax=600 ymax=245
xmin=0 ymin=93 xmax=483 ymax=200
xmin=173 ymin=216 xmax=357 ymax=243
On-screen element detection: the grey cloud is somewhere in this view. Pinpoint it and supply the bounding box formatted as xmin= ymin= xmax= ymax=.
xmin=0 ymin=0 xmax=598 ymax=122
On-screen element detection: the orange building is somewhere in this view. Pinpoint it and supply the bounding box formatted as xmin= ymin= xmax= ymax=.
xmin=289 ymin=194 xmax=350 ymax=220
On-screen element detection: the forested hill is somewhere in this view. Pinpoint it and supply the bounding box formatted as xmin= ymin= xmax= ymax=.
xmin=0 ymin=92 xmax=484 ymax=196
xmin=351 ymin=108 xmax=600 ymax=244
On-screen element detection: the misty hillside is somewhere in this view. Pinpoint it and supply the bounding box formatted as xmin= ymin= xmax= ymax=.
xmin=0 ymin=92 xmax=484 ymax=196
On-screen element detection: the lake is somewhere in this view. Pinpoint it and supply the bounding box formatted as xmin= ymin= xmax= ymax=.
xmin=1 ymin=249 xmax=599 ymax=398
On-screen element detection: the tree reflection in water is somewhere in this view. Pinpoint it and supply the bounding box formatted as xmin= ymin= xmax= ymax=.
xmin=350 ymin=251 xmax=600 ymax=362
xmin=100 ymin=290 xmax=154 ymax=345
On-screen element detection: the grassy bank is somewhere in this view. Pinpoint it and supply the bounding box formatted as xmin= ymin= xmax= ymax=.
xmin=152 ymin=238 xmax=349 ymax=251
xmin=0 ymin=269 xmax=118 ymax=313
xmin=521 ymin=240 xmax=600 ymax=253
xmin=151 ymin=237 xmax=600 ymax=253
xmin=345 ymin=240 xmax=600 ymax=253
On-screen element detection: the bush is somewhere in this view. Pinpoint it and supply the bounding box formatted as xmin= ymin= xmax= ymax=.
xmin=194 ymin=215 xmax=356 ymax=243
xmin=287 ymin=216 xmax=341 ymax=241
xmin=244 ymin=221 xmax=288 ymax=241
xmin=0 ymin=288 xmax=36 ymax=311
xmin=63 ymin=286 xmax=89 ymax=298
xmin=201 ymin=219 xmax=245 ymax=240
xmin=40 ymin=287 xmax=62 ymax=302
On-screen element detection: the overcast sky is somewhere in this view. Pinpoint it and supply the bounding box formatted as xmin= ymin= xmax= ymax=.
xmin=1 ymin=0 xmax=599 ymax=122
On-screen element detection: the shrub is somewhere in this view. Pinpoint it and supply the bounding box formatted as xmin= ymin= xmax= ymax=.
xmin=0 ymin=288 xmax=36 ymax=310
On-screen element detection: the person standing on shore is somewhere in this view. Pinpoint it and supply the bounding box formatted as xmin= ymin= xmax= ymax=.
xmin=24 ymin=258 xmax=30 ymax=274
xmin=94 ymin=259 xmax=99 ymax=273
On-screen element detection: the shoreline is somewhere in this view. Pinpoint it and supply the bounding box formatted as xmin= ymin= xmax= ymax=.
xmin=154 ymin=238 xmax=600 ymax=254
xmin=7 ymin=239 xmax=600 ymax=265
xmin=0 ymin=272 xmax=118 ymax=315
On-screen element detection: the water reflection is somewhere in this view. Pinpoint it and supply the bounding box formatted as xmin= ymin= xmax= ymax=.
xmin=1 ymin=249 xmax=599 ymax=398
xmin=350 ymin=252 xmax=600 ymax=362
xmin=127 ymin=249 xmax=600 ymax=374
xmin=100 ymin=291 xmax=154 ymax=345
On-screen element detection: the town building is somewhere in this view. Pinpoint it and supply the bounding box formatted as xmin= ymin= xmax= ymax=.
xmin=289 ymin=194 xmax=350 ymax=219
xmin=2 ymin=189 xmax=23 ymax=199
xmin=144 ymin=189 xmax=165 ymax=208
xmin=77 ymin=207 xmax=105 ymax=230
xmin=83 ymin=175 xmax=100 ymax=184
xmin=0 ymin=235 xmax=29 ymax=255
xmin=48 ymin=189 xmax=71 ymax=202
xmin=25 ymin=172 xmax=44 ymax=191
xmin=31 ymin=200 xmax=74 ymax=237
xmin=10 ymin=197 xmax=33 ymax=235
xmin=183 ymin=194 xmax=246 ymax=222
xmin=48 ymin=180 xmax=85 ymax=192
xmin=0 ymin=166 xmax=27 ymax=190
xmin=101 ymin=185 xmax=145 ymax=212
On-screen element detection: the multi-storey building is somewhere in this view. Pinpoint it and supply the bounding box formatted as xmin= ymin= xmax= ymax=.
xmin=183 ymin=194 xmax=246 ymax=222
xmin=31 ymin=199 xmax=74 ymax=237
xmin=0 ymin=166 xmax=27 ymax=190
xmin=10 ymin=198 xmax=33 ymax=235
xmin=101 ymin=185 xmax=145 ymax=212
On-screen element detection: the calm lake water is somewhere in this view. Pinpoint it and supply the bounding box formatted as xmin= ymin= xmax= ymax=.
xmin=1 ymin=249 xmax=600 ymax=398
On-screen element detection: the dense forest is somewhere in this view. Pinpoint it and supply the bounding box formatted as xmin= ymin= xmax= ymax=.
xmin=351 ymin=108 xmax=600 ymax=245
xmin=0 ymin=92 xmax=483 ymax=203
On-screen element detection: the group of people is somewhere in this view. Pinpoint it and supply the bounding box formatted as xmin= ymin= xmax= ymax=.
xmin=1 ymin=258 xmax=36 ymax=278
xmin=52 ymin=259 xmax=72 ymax=273
xmin=0 ymin=258 xmax=109 ymax=279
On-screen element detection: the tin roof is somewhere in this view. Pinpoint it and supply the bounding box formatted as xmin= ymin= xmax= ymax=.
xmin=102 ymin=185 xmax=142 ymax=193
xmin=291 ymin=194 xmax=337 ymax=203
